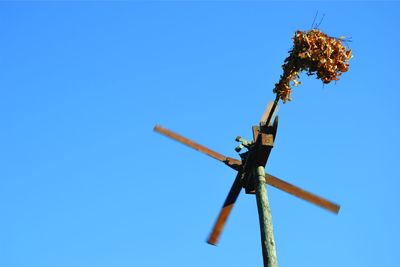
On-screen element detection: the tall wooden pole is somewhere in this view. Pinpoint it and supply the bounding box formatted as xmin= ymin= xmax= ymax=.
xmin=255 ymin=165 xmax=278 ymax=267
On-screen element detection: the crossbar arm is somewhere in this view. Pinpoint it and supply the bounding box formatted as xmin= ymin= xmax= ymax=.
xmin=266 ymin=173 xmax=340 ymax=214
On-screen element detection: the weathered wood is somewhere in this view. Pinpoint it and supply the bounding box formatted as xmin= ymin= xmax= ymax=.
xmin=255 ymin=166 xmax=278 ymax=267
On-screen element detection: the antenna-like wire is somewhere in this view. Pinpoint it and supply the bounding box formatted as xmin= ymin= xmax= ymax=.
xmin=315 ymin=13 xmax=325 ymax=29
xmin=311 ymin=10 xmax=319 ymax=29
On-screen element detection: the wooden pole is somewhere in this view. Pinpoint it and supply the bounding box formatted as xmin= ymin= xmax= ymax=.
xmin=255 ymin=165 xmax=278 ymax=267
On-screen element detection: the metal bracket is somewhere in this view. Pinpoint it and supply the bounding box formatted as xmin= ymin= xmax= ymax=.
xmin=234 ymin=136 xmax=253 ymax=152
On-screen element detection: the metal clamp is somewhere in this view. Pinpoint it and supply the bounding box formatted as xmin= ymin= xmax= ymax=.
xmin=235 ymin=136 xmax=253 ymax=152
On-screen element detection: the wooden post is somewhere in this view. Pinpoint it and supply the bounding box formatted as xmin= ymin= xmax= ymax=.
xmin=255 ymin=165 xmax=278 ymax=267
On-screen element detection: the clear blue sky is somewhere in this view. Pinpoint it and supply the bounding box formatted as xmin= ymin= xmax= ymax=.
xmin=1 ymin=1 xmax=399 ymax=267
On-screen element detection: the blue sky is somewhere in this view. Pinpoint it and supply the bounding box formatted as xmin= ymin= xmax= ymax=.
xmin=1 ymin=1 xmax=399 ymax=267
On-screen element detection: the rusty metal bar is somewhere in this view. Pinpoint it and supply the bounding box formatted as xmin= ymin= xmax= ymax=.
xmin=154 ymin=125 xmax=227 ymax=162
xmin=265 ymin=173 xmax=340 ymax=214
xmin=262 ymin=95 xmax=280 ymax=127
xmin=154 ymin=125 xmax=339 ymax=213
xmin=207 ymin=172 xmax=242 ymax=245
xmin=260 ymin=102 xmax=274 ymax=124
xmin=260 ymin=101 xmax=279 ymax=126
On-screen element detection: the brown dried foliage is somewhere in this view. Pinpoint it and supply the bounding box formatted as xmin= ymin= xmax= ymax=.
xmin=274 ymin=29 xmax=353 ymax=103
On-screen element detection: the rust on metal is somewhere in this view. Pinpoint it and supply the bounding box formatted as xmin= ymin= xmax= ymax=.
xmin=154 ymin=125 xmax=340 ymax=213
xmin=207 ymin=173 xmax=242 ymax=245
xmin=154 ymin=125 xmax=228 ymax=162
xmin=266 ymin=173 xmax=340 ymax=213
xmin=154 ymin=125 xmax=242 ymax=171
xmin=154 ymin=104 xmax=340 ymax=262
xmin=260 ymin=101 xmax=274 ymax=124
xmin=154 ymin=48 xmax=346 ymax=266
xmin=223 ymin=157 xmax=241 ymax=171
xmin=252 ymin=126 xmax=260 ymax=142
xmin=261 ymin=134 xmax=274 ymax=147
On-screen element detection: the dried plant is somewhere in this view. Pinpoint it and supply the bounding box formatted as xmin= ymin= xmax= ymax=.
xmin=274 ymin=29 xmax=353 ymax=103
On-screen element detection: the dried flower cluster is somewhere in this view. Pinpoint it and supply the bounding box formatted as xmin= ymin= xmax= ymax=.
xmin=274 ymin=29 xmax=352 ymax=103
